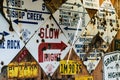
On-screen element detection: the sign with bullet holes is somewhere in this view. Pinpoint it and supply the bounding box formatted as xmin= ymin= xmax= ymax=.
xmin=26 ymin=16 xmax=70 ymax=76
xmin=3 ymin=0 xmax=51 ymax=43
xmin=82 ymin=0 xmax=119 ymax=52
xmin=0 ymin=14 xmax=24 ymax=73
xmin=103 ymin=51 xmax=120 ymax=80
xmin=53 ymin=0 xmax=90 ymax=45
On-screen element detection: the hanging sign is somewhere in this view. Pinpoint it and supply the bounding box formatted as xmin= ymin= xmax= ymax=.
xmin=75 ymin=75 xmax=93 ymax=80
xmin=83 ymin=0 xmax=99 ymax=9
xmin=0 ymin=14 xmax=24 ymax=73
xmin=26 ymin=16 xmax=70 ymax=76
xmin=7 ymin=62 xmax=38 ymax=79
xmin=3 ymin=0 xmax=51 ymax=43
xmin=53 ymin=0 xmax=90 ymax=45
xmin=103 ymin=51 xmax=120 ymax=80
xmin=60 ymin=60 xmax=82 ymax=75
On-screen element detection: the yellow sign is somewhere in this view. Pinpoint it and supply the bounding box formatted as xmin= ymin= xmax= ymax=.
xmin=60 ymin=60 xmax=82 ymax=75
xmin=7 ymin=62 xmax=38 ymax=79
xmin=75 ymin=75 xmax=93 ymax=80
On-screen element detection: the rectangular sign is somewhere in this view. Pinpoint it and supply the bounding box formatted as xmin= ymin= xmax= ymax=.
xmin=103 ymin=51 xmax=120 ymax=80
xmin=7 ymin=62 xmax=38 ymax=79
xmin=83 ymin=0 xmax=99 ymax=9
xmin=60 ymin=60 xmax=82 ymax=75
xmin=75 ymin=75 xmax=93 ymax=80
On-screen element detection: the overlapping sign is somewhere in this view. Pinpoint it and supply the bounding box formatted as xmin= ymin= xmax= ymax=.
xmin=3 ymin=0 xmax=51 ymax=43
xmin=0 ymin=13 xmax=24 ymax=73
xmin=103 ymin=51 xmax=120 ymax=80
xmin=82 ymin=0 xmax=119 ymax=52
xmin=53 ymin=0 xmax=90 ymax=45
xmin=26 ymin=16 xmax=70 ymax=76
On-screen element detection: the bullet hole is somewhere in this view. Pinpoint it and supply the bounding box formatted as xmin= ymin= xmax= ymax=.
xmin=110 ymin=23 xmax=113 ymax=26
xmin=68 ymin=12 xmax=71 ymax=15
xmin=50 ymin=28 xmax=53 ymax=31
xmin=51 ymin=23 xmax=54 ymax=26
xmin=49 ymin=15 xmax=52 ymax=20
xmin=73 ymin=18 xmax=75 ymax=21
xmin=117 ymin=24 xmax=119 ymax=28
xmin=20 ymin=36 xmax=22 ymax=40
xmin=38 ymin=33 xmax=40 ymax=36
xmin=71 ymin=6 xmax=73 ymax=9
xmin=101 ymin=32 xmax=104 ymax=36
xmin=112 ymin=36 xmax=114 ymax=38
xmin=46 ymin=24 xmax=49 ymax=28
xmin=1 ymin=61 xmax=4 ymax=65
xmin=74 ymin=2 xmax=76 ymax=5
xmin=42 ymin=47 xmax=46 ymax=51
xmin=36 ymin=39 xmax=39 ymax=43
xmin=59 ymin=18 xmax=63 ymax=22
xmin=41 ymin=39 xmax=45 ymax=42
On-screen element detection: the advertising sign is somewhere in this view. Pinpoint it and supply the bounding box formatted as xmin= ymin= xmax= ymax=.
xmin=0 ymin=14 xmax=24 ymax=73
xmin=3 ymin=0 xmax=50 ymax=43
xmin=75 ymin=75 xmax=93 ymax=80
xmin=53 ymin=0 xmax=90 ymax=45
xmin=26 ymin=16 xmax=70 ymax=76
xmin=83 ymin=0 xmax=99 ymax=9
xmin=60 ymin=60 xmax=82 ymax=75
xmin=7 ymin=62 xmax=38 ymax=79
xmin=103 ymin=51 xmax=120 ymax=80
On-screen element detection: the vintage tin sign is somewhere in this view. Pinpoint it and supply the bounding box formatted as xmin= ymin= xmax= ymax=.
xmin=103 ymin=51 xmax=120 ymax=80
xmin=26 ymin=16 xmax=70 ymax=76
xmin=53 ymin=0 xmax=90 ymax=45
xmin=83 ymin=0 xmax=99 ymax=9
xmin=3 ymin=0 xmax=51 ymax=43
xmin=60 ymin=60 xmax=82 ymax=75
xmin=0 ymin=14 xmax=24 ymax=73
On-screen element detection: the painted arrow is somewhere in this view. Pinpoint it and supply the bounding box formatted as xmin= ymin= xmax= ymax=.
xmin=64 ymin=27 xmax=82 ymax=31
xmin=38 ymin=41 xmax=67 ymax=62
xmin=13 ymin=19 xmax=38 ymax=25
xmin=0 ymin=31 xmax=10 ymax=36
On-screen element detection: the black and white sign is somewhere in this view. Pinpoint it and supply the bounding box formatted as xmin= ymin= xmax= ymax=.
xmin=103 ymin=51 xmax=120 ymax=80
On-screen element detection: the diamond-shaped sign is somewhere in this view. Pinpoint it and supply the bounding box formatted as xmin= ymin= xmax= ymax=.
xmin=3 ymin=0 xmax=51 ymax=43
xmin=0 ymin=14 xmax=24 ymax=73
xmin=53 ymin=0 xmax=90 ymax=45
xmin=26 ymin=16 xmax=70 ymax=76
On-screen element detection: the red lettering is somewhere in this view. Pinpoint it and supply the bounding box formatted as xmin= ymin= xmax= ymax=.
xmin=45 ymin=27 xmax=49 ymax=38
xmin=54 ymin=29 xmax=59 ymax=39
xmin=40 ymin=28 xmax=44 ymax=38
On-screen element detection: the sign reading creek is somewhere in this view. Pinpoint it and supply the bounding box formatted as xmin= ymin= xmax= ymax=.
xmin=103 ymin=51 xmax=120 ymax=80
xmin=3 ymin=0 xmax=50 ymax=43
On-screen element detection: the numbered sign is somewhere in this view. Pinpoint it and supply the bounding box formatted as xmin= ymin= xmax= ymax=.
xmin=60 ymin=60 xmax=82 ymax=75
xmin=103 ymin=51 xmax=120 ymax=80
xmin=26 ymin=16 xmax=70 ymax=76
xmin=3 ymin=0 xmax=51 ymax=43
xmin=53 ymin=0 xmax=90 ymax=45
xmin=0 ymin=14 xmax=24 ymax=73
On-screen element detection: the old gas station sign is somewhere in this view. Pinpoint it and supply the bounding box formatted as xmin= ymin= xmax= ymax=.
xmin=60 ymin=60 xmax=82 ymax=75
xmin=103 ymin=51 xmax=120 ymax=80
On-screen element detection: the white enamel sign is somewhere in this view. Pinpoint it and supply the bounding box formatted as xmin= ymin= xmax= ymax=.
xmin=83 ymin=0 xmax=99 ymax=9
xmin=3 ymin=0 xmax=50 ymax=43
xmin=53 ymin=0 xmax=90 ymax=45
xmin=0 ymin=14 xmax=24 ymax=73
xmin=103 ymin=51 xmax=120 ymax=80
xmin=26 ymin=16 xmax=70 ymax=76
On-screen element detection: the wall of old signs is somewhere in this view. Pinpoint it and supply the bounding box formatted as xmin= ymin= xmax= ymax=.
xmin=0 ymin=0 xmax=120 ymax=80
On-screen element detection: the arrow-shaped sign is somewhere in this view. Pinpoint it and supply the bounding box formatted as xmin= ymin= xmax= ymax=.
xmin=64 ymin=27 xmax=82 ymax=31
xmin=38 ymin=41 xmax=67 ymax=62
xmin=0 ymin=31 xmax=10 ymax=36
xmin=13 ymin=19 xmax=38 ymax=25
